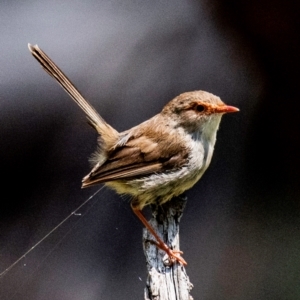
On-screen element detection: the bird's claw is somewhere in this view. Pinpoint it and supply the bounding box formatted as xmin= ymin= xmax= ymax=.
xmin=155 ymin=242 xmax=187 ymax=266
xmin=165 ymin=248 xmax=187 ymax=266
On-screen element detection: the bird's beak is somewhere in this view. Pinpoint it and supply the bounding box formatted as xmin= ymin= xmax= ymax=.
xmin=215 ymin=105 xmax=239 ymax=113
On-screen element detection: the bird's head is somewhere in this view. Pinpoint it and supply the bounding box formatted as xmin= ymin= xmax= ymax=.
xmin=162 ymin=91 xmax=239 ymax=135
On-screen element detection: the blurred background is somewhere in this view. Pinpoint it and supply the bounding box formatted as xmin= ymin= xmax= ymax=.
xmin=0 ymin=0 xmax=299 ymax=299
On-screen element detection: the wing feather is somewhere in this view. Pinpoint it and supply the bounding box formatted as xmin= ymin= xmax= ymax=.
xmin=82 ymin=163 xmax=163 ymax=187
xmin=82 ymin=126 xmax=189 ymax=187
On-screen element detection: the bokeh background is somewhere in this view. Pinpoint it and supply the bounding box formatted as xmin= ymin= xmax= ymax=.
xmin=1 ymin=0 xmax=299 ymax=299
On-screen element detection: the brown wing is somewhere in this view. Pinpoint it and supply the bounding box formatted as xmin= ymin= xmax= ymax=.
xmin=82 ymin=129 xmax=189 ymax=187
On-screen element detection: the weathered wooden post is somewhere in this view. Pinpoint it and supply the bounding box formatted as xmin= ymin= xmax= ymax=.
xmin=143 ymin=195 xmax=193 ymax=300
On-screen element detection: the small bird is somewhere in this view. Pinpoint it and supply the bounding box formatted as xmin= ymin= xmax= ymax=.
xmin=28 ymin=44 xmax=239 ymax=266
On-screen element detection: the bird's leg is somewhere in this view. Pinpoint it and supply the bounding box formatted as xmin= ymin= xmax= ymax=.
xmin=131 ymin=206 xmax=187 ymax=265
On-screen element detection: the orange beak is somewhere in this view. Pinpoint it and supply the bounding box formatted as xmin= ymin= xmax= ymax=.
xmin=215 ymin=105 xmax=239 ymax=113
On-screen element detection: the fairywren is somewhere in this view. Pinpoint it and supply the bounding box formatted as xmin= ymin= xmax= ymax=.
xmin=28 ymin=44 xmax=239 ymax=265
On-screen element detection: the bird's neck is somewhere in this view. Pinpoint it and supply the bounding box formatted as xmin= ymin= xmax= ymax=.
xmin=200 ymin=115 xmax=222 ymax=144
xmin=191 ymin=115 xmax=222 ymax=168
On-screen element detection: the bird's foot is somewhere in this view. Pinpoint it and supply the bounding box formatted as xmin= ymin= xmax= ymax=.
xmin=156 ymin=242 xmax=187 ymax=266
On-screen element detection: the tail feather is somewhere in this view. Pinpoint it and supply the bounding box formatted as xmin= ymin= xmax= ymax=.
xmin=28 ymin=43 xmax=119 ymax=150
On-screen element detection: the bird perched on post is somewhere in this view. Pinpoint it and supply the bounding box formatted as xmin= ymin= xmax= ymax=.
xmin=28 ymin=44 xmax=239 ymax=266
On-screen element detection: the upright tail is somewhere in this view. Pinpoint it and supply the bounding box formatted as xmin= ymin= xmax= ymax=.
xmin=28 ymin=44 xmax=119 ymax=151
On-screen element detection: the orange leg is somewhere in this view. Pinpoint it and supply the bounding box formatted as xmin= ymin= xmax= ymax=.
xmin=132 ymin=206 xmax=187 ymax=266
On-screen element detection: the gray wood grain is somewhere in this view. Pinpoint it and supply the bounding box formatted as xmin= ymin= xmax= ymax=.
xmin=143 ymin=196 xmax=193 ymax=300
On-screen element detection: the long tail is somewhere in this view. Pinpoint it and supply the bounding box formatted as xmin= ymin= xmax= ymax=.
xmin=28 ymin=44 xmax=118 ymax=150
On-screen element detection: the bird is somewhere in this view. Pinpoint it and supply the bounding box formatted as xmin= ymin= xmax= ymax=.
xmin=28 ymin=44 xmax=239 ymax=266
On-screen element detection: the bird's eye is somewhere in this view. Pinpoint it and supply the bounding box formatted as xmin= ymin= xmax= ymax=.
xmin=196 ymin=105 xmax=205 ymax=112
